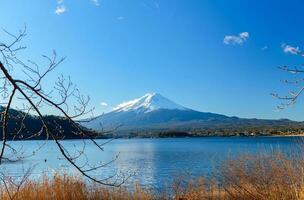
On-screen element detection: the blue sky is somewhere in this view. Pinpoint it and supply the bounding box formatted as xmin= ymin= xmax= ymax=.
xmin=1 ymin=0 xmax=304 ymax=120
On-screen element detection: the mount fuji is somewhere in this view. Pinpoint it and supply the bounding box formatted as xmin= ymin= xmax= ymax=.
xmin=82 ymin=92 xmax=244 ymax=132
xmin=112 ymin=93 xmax=188 ymax=113
xmin=81 ymin=92 xmax=300 ymax=134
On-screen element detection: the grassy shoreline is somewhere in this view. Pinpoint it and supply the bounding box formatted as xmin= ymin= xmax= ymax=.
xmin=1 ymin=150 xmax=304 ymax=200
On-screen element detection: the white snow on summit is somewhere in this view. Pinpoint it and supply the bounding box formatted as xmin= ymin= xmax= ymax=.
xmin=112 ymin=92 xmax=188 ymax=113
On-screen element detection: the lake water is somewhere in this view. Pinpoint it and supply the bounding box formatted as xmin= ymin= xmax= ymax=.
xmin=1 ymin=137 xmax=303 ymax=190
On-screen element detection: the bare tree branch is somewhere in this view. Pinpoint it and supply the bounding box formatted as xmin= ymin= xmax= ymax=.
xmin=0 ymin=27 xmax=127 ymax=187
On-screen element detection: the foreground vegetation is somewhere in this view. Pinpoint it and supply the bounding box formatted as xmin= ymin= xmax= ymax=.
xmin=1 ymin=150 xmax=304 ymax=200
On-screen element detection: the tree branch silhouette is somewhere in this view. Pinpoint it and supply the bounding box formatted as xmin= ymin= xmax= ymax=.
xmin=271 ymin=51 xmax=304 ymax=110
xmin=0 ymin=26 xmax=129 ymax=187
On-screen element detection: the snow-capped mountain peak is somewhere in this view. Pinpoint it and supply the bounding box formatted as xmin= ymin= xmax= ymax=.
xmin=112 ymin=92 xmax=188 ymax=113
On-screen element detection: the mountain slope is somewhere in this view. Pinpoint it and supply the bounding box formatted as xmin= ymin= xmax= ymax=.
xmin=82 ymin=93 xmax=302 ymax=133
xmin=0 ymin=106 xmax=95 ymax=140
xmin=112 ymin=92 xmax=188 ymax=113
xmin=82 ymin=92 xmax=213 ymax=130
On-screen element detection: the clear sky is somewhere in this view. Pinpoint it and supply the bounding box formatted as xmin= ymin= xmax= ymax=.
xmin=1 ymin=0 xmax=304 ymax=120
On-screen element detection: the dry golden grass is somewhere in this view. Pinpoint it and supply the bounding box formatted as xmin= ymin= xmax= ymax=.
xmin=171 ymin=151 xmax=304 ymax=200
xmin=0 ymin=173 xmax=155 ymax=200
xmin=1 ymin=150 xmax=304 ymax=200
xmin=218 ymin=151 xmax=304 ymax=200
xmin=168 ymin=150 xmax=304 ymax=200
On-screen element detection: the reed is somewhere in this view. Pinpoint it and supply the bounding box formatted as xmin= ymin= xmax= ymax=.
xmin=1 ymin=150 xmax=304 ymax=200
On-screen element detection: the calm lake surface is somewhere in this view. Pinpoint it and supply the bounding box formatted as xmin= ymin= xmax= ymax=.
xmin=2 ymin=137 xmax=303 ymax=190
